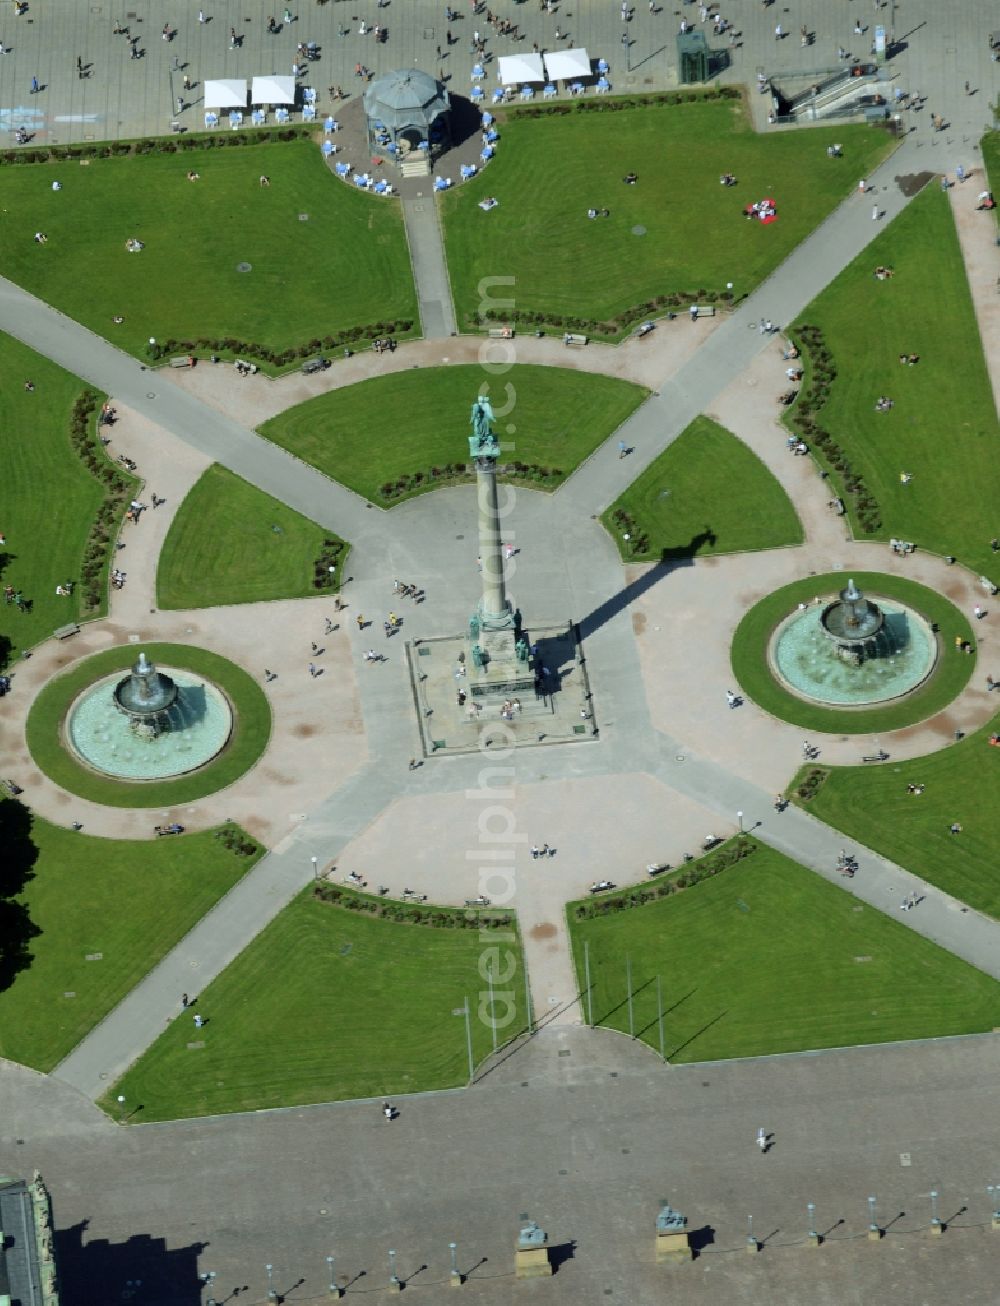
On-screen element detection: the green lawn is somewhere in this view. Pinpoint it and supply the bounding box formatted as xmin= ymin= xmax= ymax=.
xmin=602 ymin=416 xmax=802 ymax=560
xmin=789 ymin=184 xmax=1000 ymax=582
xmin=569 ymin=848 xmax=1000 ymax=1062
xmin=259 ymin=364 xmax=647 ymax=503
xmin=0 ymin=335 xmax=109 ymax=665
xmin=730 ymin=572 xmax=976 ymax=733
xmin=443 ymin=99 xmax=893 ymax=330
xmin=26 ymin=643 xmax=271 ymax=807
xmin=0 ymin=142 xmax=416 ymax=362
xmin=0 ymin=806 xmax=261 ymax=1072
xmin=798 ymin=714 xmax=1000 ymax=918
xmin=157 ymin=465 xmax=348 ymax=609
xmin=106 ymin=890 xmax=526 ymax=1120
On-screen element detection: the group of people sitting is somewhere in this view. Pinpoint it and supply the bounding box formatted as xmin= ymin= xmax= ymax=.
xmin=744 ymin=198 xmax=776 ymax=221
xmin=125 ymin=237 xmax=144 ymax=253
xmin=719 ymin=172 xmax=737 ymax=186
xmin=371 ymin=337 xmax=396 ymax=354
xmin=873 ymin=264 xmax=895 ymax=280
xmin=976 ymin=191 xmax=996 ymax=210
xmin=478 ymin=196 xmax=499 ymax=211
xmin=111 ymin=568 xmax=127 ymax=589
xmin=875 ymin=395 xmax=895 ymax=411
xmin=898 ymin=352 xmax=919 ymax=365
xmin=586 ymin=207 xmax=610 ymax=219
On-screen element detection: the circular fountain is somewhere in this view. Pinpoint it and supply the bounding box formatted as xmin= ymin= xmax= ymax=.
xmin=769 ymin=579 xmax=938 ymax=707
xmin=67 ymin=651 xmax=233 ymax=780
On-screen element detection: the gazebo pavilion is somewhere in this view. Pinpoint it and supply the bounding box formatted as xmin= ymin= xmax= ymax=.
xmin=363 ymin=68 xmax=451 ymax=171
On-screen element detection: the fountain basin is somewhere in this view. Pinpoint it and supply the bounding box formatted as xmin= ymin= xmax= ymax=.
xmin=67 ymin=668 xmax=233 ymax=780
xmin=769 ymin=599 xmax=938 ymax=707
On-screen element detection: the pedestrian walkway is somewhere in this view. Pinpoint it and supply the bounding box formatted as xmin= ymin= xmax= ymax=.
xmin=402 ymin=195 xmax=458 ymax=339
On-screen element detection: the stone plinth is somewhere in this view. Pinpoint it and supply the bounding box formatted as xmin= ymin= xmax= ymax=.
xmin=406 ymin=623 xmax=596 ymax=757
xmin=655 ymin=1230 xmax=692 ymax=1264
xmin=515 ymin=1245 xmax=552 ymax=1279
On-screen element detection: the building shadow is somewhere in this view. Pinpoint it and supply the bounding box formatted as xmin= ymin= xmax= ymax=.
xmin=55 ymin=1221 xmax=215 ymax=1305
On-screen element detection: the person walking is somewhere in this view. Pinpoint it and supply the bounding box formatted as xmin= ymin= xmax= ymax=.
xmin=30 ymin=75 xmax=39 ymax=94
xmin=382 ymin=1100 xmax=393 ymax=1121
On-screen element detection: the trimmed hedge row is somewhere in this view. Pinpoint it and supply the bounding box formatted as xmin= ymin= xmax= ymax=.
xmin=149 ymin=322 xmax=415 ymax=369
xmin=571 ymin=838 xmax=758 ymax=920
xmin=785 ymin=324 xmax=882 ymax=534
xmin=510 ymin=86 xmax=741 ymax=120
xmin=377 ymin=459 xmax=563 ymax=503
xmin=314 ymin=880 xmax=516 ymax=930
xmin=69 ymin=391 xmax=137 ymax=611
xmin=214 ymin=824 xmax=262 ymax=857
xmin=469 ymin=291 xmax=733 ymax=340
xmin=607 ymin=506 xmax=650 ymax=558
xmin=1 ymin=128 xmax=312 ymax=167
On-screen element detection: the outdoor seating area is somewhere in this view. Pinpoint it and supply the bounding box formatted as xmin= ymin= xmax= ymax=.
xmin=485 ymin=47 xmax=610 ymax=104
xmin=201 ymin=75 xmax=323 ymax=128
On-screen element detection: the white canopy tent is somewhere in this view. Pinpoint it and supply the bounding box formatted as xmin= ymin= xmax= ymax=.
xmin=203 ymin=78 xmax=248 ymax=109
xmin=496 ymin=52 xmax=545 ymax=86
xmin=251 ymin=74 xmax=296 ymax=105
xmin=543 ymin=48 xmax=591 ymax=82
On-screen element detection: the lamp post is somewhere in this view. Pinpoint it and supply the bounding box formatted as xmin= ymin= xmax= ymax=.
xmin=388 ymin=1248 xmax=400 ymax=1289
xmin=737 ymin=809 xmax=744 ymax=834
xmin=449 ymin=1241 xmax=461 ymax=1287
xmin=987 ymin=1184 xmax=1000 ymax=1230
xmin=807 ymin=1202 xmax=818 ymax=1247
xmin=311 ymin=855 xmax=319 ymax=880
xmin=621 ymin=30 xmax=630 ymax=73
xmin=326 ymin=1254 xmax=341 ymax=1297
xmin=930 ymin=1188 xmax=941 ymax=1233
xmin=265 ymin=1263 xmax=277 ymax=1301
xmin=454 ymin=999 xmax=475 ymax=1081
xmin=200 ymin=1270 xmax=216 ymax=1306
xmin=867 ymin=1194 xmax=880 ymax=1240
xmin=116 ymin=1094 xmax=126 ymax=1123
xmin=746 ymin=1212 xmax=756 ymax=1252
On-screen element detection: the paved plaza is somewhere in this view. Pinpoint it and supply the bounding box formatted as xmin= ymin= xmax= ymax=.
xmin=1 ymin=0 xmax=999 ymax=1301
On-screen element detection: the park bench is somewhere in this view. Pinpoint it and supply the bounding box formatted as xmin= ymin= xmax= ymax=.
xmin=980 ymin=575 xmax=999 ymax=596
xmin=169 ymin=355 xmax=195 ymax=368
xmin=488 ymin=326 xmax=514 ymax=339
xmin=693 ymin=305 xmax=715 ymax=318
xmin=563 ymin=332 xmax=588 ymax=347
xmin=53 ymin=623 xmax=80 ymax=640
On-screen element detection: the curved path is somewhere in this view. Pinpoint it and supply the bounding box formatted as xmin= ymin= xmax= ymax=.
xmin=2 ymin=136 xmax=1000 ymax=1101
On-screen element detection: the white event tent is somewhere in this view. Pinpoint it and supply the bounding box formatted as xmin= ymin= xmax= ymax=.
xmin=251 ymin=74 xmax=297 ymax=105
xmin=543 ymin=48 xmax=591 ymax=82
xmin=496 ymin=52 xmax=545 ymax=86
xmin=203 ymin=79 xmax=248 ymax=109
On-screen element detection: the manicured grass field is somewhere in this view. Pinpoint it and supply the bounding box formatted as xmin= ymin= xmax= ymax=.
xmin=0 ymin=807 xmax=260 ymax=1071
xmin=568 ymin=848 xmax=1000 ymax=1062
xmin=157 ymin=465 xmax=348 ymax=609
xmin=797 ymin=714 xmax=1000 ymax=918
xmin=790 ymin=185 xmax=1000 ymax=581
xmin=602 ymin=416 xmax=802 ymax=560
xmin=443 ymin=99 xmax=893 ymax=330
xmin=0 ymin=142 xmax=416 ymax=361
xmin=0 ymin=335 xmax=107 ymax=664
xmin=259 ymin=364 xmax=647 ymax=503
xmin=730 ymin=572 xmax=975 ymax=733
xmin=26 ymin=643 xmax=271 ymax=807
xmin=106 ymin=890 xmax=525 ymax=1120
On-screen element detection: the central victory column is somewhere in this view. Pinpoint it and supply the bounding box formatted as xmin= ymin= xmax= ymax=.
xmin=467 ymin=396 xmax=533 ymax=700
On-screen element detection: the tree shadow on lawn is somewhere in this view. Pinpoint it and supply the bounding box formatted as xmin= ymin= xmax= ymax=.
xmin=0 ymin=798 xmax=40 ymax=992
xmin=580 ymin=526 xmax=717 ymax=641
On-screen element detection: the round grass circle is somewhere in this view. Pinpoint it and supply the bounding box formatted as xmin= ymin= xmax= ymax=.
xmin=27 ymin=643 xmax=271 ymax=808
xmin=730 ymin=572 xmax=976 ymax=734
